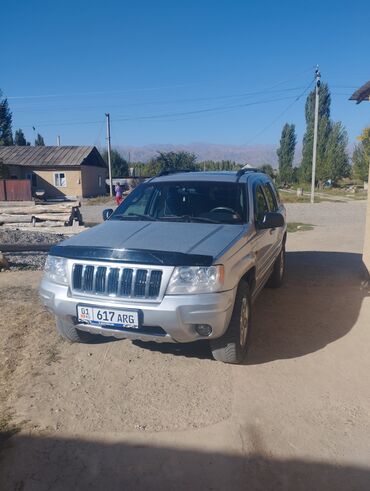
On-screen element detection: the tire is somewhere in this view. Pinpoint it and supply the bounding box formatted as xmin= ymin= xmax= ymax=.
xmin=210 ymin=280 xmax=251 ymax=364
xmin=56 ymin=317 xmax=96 ymax=343
xmin=266 ymin=245 xmax=285 ymax=289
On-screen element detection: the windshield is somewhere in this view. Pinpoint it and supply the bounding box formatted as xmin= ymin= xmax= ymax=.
xmin=111 ymin=181 xmax=247 ymax=224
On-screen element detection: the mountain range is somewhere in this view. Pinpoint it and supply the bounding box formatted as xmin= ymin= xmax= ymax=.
xmin=117 ymin=142 xmax=303 ymax=167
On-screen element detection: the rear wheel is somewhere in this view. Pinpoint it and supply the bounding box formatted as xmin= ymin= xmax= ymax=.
xmin=266 ymin=245 xmax=285 ymax=288
xmin=56 ymin=317 xmax=97 ymax=343
xmin=210 ymin=280 xmax=251 ymax=364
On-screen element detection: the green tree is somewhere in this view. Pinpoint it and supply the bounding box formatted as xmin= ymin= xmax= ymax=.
xmin=0 ymin=90 xmax=13 ymax=146
xmin=14 ymin=128 xmax=30 ymax=146
xmin=300 ymin=83 xmax=331 ymax=182
xmin=102 ymin=149 xmax=129 ymax=178
xmin=358 ymin=127 xmax=370 ymax=156
xmin=352 ymin=143 xmax=368 ymax=182
xmin=198 ymin=160 xmax=241 ymax=171
xmin=260 ymin=164 xmax=275 ymax=178
xmin=34 ymin=133 xmax=45 ymax=146
xmin=147 ymin=151 xmax=197 ymax=175
xmin=319 ymin=122 xmax=350 ymax=184
xmin=277 ymin=123 xmax=296 ymax=185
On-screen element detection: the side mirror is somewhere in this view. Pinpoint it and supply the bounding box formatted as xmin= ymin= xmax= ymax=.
xmin=259 ymin=212 xmax=284 ymax=229
xmin=102 ymin=208 xmax=113 ymax=221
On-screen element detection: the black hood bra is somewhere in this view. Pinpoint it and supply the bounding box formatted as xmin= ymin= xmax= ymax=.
xmin=49 ymin=245 xmax=214 ymax=267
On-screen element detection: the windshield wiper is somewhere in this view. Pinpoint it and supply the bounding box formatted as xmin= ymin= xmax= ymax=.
xmin=114 ymin=213 xmax=158 ymax=221
xmin=158 ymin=215 xmax=221 ymax=224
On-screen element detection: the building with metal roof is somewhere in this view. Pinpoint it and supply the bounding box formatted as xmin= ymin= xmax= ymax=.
xmin=349 ymin=81 xmax=370 ymax=104
xmin=0 ymin=146 xmax=107 ymax=199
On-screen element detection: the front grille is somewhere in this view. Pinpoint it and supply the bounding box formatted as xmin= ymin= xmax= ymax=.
xmin=72 ymin=264 xmax=163 ymax=299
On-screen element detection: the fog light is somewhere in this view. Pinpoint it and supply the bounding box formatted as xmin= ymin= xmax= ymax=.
xmin=194 ymin=324 xmax=212 ymax=337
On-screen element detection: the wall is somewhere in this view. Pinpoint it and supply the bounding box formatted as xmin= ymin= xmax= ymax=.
xmin=81 ymin=165 xmax=107 ymax=197
xmin=32 ymin=168 xmax=83 ymax=198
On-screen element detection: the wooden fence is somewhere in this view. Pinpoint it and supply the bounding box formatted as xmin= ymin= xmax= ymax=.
xmin=0 ymin=179 xmax=32 ymax=201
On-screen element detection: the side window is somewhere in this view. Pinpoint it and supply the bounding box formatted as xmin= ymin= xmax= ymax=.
xmin=263 ymin=183 xmax=278 ymax=212
xmin=120 ymin=185 xmax=155 ymax=216
xmin=254 ymin=185 xmax=269 ymax=223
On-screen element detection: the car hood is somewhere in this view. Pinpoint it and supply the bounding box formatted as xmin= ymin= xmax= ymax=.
xmin=55 ymin=220 xmax=247 ymax=263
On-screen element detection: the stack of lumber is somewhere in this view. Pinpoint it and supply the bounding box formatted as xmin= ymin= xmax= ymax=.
xmin=0 ymin=201 xmax=83 ymax=228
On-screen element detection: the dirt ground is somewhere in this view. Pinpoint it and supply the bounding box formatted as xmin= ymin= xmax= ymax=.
xmin=1 ymin=201 xmax=370 ymax=490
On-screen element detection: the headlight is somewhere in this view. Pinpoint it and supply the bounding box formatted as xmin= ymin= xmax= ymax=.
xmin=44 ymin=255 xmax=68 ymax=285
xmin=166 ymin=265 xmax=224 ymax=294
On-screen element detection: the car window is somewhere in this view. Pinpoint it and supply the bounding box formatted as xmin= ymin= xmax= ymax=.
xmin=119 ymin=185 xmax=155 ymax=216
xmin=263 ymin=183 xmax=278 ymax=212
xmin=254 ymin=185 xmax=269 ymax=223
xmin=112 ymin=181 xmax=248 ymax=224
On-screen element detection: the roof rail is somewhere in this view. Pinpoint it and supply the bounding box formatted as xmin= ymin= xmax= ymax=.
xmin=156 ymin=169 xmax=196 ymax=177
xmin=236 ymin=168 xmax=260 ymax=181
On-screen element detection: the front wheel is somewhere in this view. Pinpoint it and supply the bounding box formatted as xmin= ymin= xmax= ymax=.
xmin=210 ymin=280 xmax=251 ymax=364
xmin=56 ymin=317 xmax=97 ymax=343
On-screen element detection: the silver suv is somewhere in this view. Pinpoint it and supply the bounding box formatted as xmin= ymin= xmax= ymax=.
xmin=40 ymin=170 xmax=286 ymax=364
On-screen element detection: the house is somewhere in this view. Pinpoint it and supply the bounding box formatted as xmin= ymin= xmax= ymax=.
xmin=0 ymin=146 xmax=107 ymax=199
xmin=349 ymin=80 xmax=370 ymax=276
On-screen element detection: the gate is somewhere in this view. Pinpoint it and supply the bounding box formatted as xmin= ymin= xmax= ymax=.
xmin=0 ymin=179 xmax=32 ymax=201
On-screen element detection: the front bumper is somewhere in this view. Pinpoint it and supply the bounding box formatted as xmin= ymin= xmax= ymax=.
xmin=39 ymin=277 xmax=236 ymax=343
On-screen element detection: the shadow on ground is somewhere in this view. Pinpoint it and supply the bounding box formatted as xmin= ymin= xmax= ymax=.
xmin=248 ymin=251 xmax=367 ymax=364
xmin=0 ymin=432 xmax=369 ymax=491
xmin=134 ymin=251 xmax=368 ymax=363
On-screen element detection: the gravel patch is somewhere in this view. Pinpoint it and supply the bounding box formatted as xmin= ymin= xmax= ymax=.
xmin=0 ymin=229 xmax=66 ymax=271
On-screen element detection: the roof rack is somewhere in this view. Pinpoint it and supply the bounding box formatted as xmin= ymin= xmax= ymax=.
xmin=236 ymin=168 xmax=260 ymax=181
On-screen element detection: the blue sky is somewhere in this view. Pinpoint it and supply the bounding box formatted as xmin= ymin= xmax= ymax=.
xmin=2 ymin=0 xmax=370 ymax=150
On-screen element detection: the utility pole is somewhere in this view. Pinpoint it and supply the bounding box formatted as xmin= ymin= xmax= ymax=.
xmin=310 ymin=66 xmax=321 ymax=204
xmin=105 ymin=113 xmax=113 ymax=197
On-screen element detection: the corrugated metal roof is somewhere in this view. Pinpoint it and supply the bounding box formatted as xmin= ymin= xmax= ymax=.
xmin=0 ymin=145 xmax=105 ymax=168
xmin=349 ymin=81 xmax=370 ymax=104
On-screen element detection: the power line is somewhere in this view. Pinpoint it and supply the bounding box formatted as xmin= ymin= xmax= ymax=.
xmin=10 ymin=86 xmax=308 ymax=114
xmin=16 ymin=94 xmax=300 ymax=128
xmin=244 ymin=78 xmax=315 ymax=145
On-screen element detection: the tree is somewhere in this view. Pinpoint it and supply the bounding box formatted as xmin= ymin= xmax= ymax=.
xmin=358 ymin=127 xmax=370 ymax=156
xmin=353 ymin=127 xmax=370 ymax=182
xmin=300 ymin=83 xmax=331 ymax=182
xmin=0 ymin=90 xmax=13 ymax=146
xmin=14 ymin=128 xmax=30 ymax=146
xmin=147 ymin=151 xmax=197 ymax=175
xmin=352 ymin=143 xmax=368 ymax=182
xmin=277 ymin=123 xmax=296 ymax=185
xmin=198 ymin=160 xmax=241 ymax=171
xmin=102 ymin=149 xmax=129 ymax=178
xmin=34 ymin=133 xmax=45 ymax=146
xmin=259 ymin=164 xmax=274 ymax=178
xmin=319 ymin=122 xmax=350 ymax=184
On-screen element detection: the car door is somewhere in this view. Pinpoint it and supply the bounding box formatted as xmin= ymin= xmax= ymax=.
xmin=253 ymin=181 xmax=276 ymax=289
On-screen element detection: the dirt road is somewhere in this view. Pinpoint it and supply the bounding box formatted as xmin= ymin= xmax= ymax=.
xmin=1 ymin=202 xmax=370 ymax=490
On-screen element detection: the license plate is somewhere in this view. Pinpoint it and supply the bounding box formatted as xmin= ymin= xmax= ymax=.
xmin=77 ymin=305 xmax=140 ymax=329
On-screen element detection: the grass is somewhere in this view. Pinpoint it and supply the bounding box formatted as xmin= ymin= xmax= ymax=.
xmin=279 ymin=191 xmax=324 ymax=204
xmin=287 ymin=222 xmax=314 ymax=233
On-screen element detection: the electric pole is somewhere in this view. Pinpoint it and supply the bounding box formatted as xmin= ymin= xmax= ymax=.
xmin=105 ymin=113 xmax=113 ymax=197
xmin=310 ymin=66 xmax=321 ymax=204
